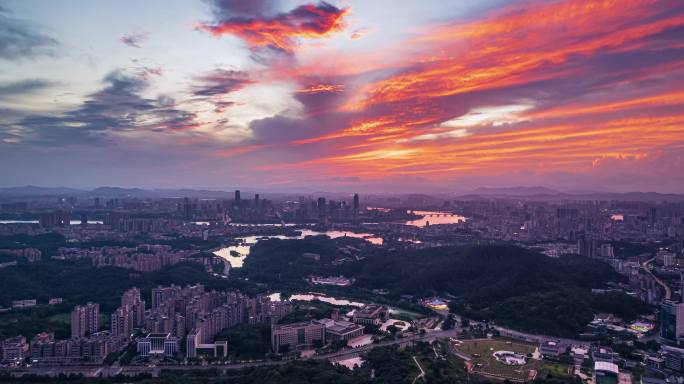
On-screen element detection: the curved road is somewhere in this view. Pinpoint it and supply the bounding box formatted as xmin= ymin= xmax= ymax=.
xmin=643 ymin=256 xmax=671 ymax=300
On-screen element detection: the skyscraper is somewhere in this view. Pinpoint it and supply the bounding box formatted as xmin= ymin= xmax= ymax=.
xmin=111 ymin=306 xmax=132 ymax=338
xmin=660 ymin=300 xmax=684 ymax=344
xmin=121 ymin=287 xmax=146 ymax=328
xmin=71 ymin=302 xmax=99 ymax=338
xmin=317 ymin=197 xmax=326 ymax=220
xmin=353 ymin=193 xmax=360 ymax=211
xmin=152 ymin=285 xmax=180 ymax=309
xmin=234 ymin=190 xmax=241 ymax=204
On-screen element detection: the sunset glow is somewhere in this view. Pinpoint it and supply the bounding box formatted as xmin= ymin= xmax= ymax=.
xmin=1 ymin=0 xmax=683 ymax=191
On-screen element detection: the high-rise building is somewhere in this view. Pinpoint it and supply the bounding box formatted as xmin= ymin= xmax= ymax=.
xmin=353 ymin=193 xmax=359 ymax=211
xmin=648 ymin=207 xmax=657 ymax=224
xmin=599 ymin=243 xmax=614 ymax=258
xmin=182 ymin=197 xmax=193 ymax=218
xmin=151 ymin=285 xmax=180 ymax=309
xmin=71 ymin=303 xmax=99 ymax=338
xmin=121 ymin=287 xmax=145 ymax=327
xmin=577 ymin=237 xmax=597 ymax=258
xmin=317 ymin=197 xmax=326 ymax=219
xmin=234 ymin=190 xmax=241 ymax=204
xmin=1 ymin=336 xmax=29 ymax=362
xmin=39 ymin=210 xmax=71 ymax=228
xmin=660 ymin=300 xmax=684 ymax=344
xmin=254 ymin=193 xmax=259 ymax=207
xmin=111 ymin=306 xmax=132 ymax=338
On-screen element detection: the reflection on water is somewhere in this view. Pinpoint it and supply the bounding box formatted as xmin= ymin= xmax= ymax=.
xmin=0 ymin=220 xmax=103 ymax=225
xmin=288 ymin=293 xmax=365 ymax=307
xmin=270 ymin=292 xmax=422 ymax=318
xmin=405 ymin=210 xmax=467 ymax=227
xmin=213 ymin=229 xmax=383 ymax=268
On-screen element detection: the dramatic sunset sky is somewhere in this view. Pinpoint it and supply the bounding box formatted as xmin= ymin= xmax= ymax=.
xmin=1 ymin=0 xmax=683 ymax=192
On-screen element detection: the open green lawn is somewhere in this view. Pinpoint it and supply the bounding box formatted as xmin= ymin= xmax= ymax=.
xmin=0 ymin=309 xmax=70 ymax=339
xmin=539 ymin=361 xmax=573 ymax=378
xmin=47 ymin=312 xmax=70 ymax=324
xmin=457 ymin=339 xmax=539 ymax=382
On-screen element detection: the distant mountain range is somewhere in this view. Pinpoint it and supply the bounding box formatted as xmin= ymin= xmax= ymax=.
xmin=0 ymin=185 xmax=682 ymax=202
xmin=459 ymin=186 xmax=684 ymax=202
xmin=468 ymin=186 xmax=561 ymax=196
xmin=0 ymin=185 xmax=234 ymax=199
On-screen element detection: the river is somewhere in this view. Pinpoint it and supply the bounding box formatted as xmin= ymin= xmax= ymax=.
xmin=268 ymin=292 xmax=422 ymax=318
xmin=0 ymin=220 xmax=103 ymax=225
xmin=404 ymin=210 xmax=467 ymax=227
xmin=213 ymin=229 xmax=383 ymax=268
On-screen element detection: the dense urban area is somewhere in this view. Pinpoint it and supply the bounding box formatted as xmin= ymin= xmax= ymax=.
xmin=0 ymin=186 xmax=683 ymax=384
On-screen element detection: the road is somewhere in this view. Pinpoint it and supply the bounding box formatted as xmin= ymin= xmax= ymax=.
xmin=3 ymin=315 xmax=595 ymax=379
xmin=643 ymin=256 xmax=671 ymax=300
xmin=3 ymin=328 xmax=464 ymax=378
xmin=411 ymin=356 xmax=425 ymax=384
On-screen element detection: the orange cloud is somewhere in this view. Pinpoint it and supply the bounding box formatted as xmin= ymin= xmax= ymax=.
xmin=297 ymin=84 xmax=344 ymax=94
xmin=199 ymin=2 xmax=349 ymax=53
xmin=342 ymin=0 xmax=684 ymax=111
xmin=199 ymin=0 xmax=684 ymax=189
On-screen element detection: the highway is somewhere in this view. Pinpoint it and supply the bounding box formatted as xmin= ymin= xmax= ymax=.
xmin=2 ymin=328 xmax=464 ymax=378
xmin=2 ymin=317 xmax=593 ymax=378
xmin=643 ymin=256 xmax=672 ymax=300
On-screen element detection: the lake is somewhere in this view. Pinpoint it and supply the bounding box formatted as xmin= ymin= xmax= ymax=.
xmin=405 ymin=210 xmax=467 ymax=227
xmin=213 ymin=229 xmax=383 ymax=268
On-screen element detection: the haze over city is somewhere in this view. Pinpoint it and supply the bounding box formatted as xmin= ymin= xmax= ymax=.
xmin=1 ymin=0 xmax=683 ymax=192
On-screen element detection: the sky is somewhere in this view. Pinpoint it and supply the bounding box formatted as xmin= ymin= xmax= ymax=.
xmin=1 ymin=0 xmax=683 ymax=193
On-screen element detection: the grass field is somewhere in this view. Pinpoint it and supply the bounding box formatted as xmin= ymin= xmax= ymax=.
xmin=456 ymin=339 xmax=540 ymax=382
xmin=537 ymin=361 xmax=574 ymax=381
xmin=47 ymin=312 xmax=70 ymax=324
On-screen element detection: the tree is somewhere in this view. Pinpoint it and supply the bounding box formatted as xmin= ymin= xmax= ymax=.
xmin=442 ymin=314 xmax=455 ymax=330
xmin=278 ymin=344 xmax=291 ymax=354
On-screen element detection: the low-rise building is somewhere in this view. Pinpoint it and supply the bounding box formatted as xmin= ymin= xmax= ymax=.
xmin=185 ymin=328 xmax=227 ymax=358
xmin=11 ymin=299 xmax=37 ymax=309
xmin=352 ymin=305 xmax=388 ymax=325
xmin=594 ymin=361 xmax=620 ymax=384
xmin=317 ymin=319 xmax=364 ymax=342
xmin=137 ymin=333 xmax=179 ymax=358
xmin=592 ymin=346 xmax=617 ymax=363
xmin=271 ymin=320 xmax=325 ymax=352
xmin=662 ymin=345 xmax=684 ymax=374
xmin=539 ymin=338 xmax=563 ymax=357
xmin=1 ymin=336 xmax=29 ymax=362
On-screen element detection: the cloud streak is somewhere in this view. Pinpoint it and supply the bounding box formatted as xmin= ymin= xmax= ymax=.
xmin=3 ymin=70 xmax=200 ymax=145
xmin=0 ymin=8 xmax=58 ymax=60
xmin=0 ymin=79 xmax=54 ymax=100
xmin=192 ymin=69 xmax=253 ymax=97
xmin=120 ymin=32 xmax=148 ymax=48
xmin=228 ymin=0 xmax=684 ymax=189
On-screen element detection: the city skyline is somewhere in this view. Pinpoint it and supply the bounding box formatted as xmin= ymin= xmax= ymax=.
xmin=1 ymin=0 xmax=684 ymax=192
